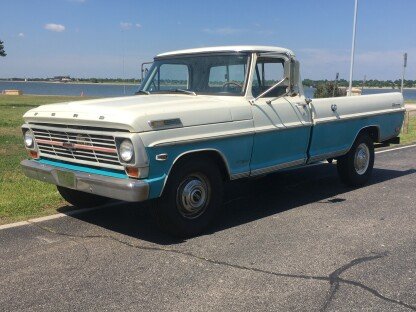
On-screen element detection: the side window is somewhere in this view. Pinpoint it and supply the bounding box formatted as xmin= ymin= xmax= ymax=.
xmin=252 ymin=58 xmax=285 ymax=97
xmin=208 ymin=64 xmax=246 ymax=93
xmin=149 ymin=64 xmax=189 ymax=91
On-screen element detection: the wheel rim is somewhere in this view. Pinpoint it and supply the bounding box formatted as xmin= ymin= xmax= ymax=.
xmin=176 ymin=173 xmax=210 ymax=219
xmin=354 ymin=143 xmax=370 ymax=175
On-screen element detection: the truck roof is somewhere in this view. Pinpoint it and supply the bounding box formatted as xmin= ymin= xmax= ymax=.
xmin=156 ymin=45 xmax=295 ymax=58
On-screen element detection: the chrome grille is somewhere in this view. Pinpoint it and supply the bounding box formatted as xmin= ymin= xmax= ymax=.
xmin=32 ymin=127 xmax=123 ymax=169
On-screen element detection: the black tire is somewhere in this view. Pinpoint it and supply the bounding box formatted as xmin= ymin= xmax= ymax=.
xmin=57 ymin=186 xmax=111 ymax=208
xmin=152 ymin=156 xmax=223 ymax=237
xmin=337 ymin=133 xmax=375 ymax=186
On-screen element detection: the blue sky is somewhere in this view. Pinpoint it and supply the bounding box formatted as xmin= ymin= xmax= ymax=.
xmin=0 ymin=0 xmax=415 ymax=80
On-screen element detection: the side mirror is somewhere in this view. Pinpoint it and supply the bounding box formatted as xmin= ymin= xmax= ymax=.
xmin=291 ymin=60 xmax=300 ymax=91
xmin=284 ymin=58 xmax=300 ymax=95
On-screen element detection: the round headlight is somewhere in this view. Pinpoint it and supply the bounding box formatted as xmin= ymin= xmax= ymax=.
xmin=119 ymin=140 xmax=134 ymax=162
xmin=24 ymin=131 xmax=34 ymax=148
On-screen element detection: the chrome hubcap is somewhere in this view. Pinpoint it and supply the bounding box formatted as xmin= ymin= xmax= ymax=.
xmin=177 ymin=173 xmax=210 ymax=219
xmin=354 ymin=143 xmax=370 ymax=175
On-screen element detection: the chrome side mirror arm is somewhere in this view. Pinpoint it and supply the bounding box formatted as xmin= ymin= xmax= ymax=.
xmin=250 ymin=77 xmax=288 ymax=105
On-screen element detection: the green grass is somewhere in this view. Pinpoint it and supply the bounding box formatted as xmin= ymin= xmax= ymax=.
xmin=400 ymin=115 xmax=416 ymax=145
xmin=0 ymin=94 xmax=415 ymax=226
xmin=0 ymin=95 xmax=95 ymax=225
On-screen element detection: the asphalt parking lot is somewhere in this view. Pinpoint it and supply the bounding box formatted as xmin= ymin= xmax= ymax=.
xmin=1 ymin=145 xmax=415 ymax=311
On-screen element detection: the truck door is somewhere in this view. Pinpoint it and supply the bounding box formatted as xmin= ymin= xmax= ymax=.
xmin=249 ymin=55 xmax=312 ymax=175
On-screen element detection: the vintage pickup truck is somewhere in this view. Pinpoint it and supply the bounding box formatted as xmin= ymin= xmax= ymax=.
xmin=21 ymin=46 xmax=405 ymax=236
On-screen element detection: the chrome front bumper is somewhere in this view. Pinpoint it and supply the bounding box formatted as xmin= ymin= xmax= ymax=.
xmin=21 ymin=159 xmax=149 ymax=202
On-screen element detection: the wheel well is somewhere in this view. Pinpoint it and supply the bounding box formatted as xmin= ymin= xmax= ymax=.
xmin=170 ymin=150 xmax=230 ymax=181
xmin=357 ymin=126 xmax=380 ymax=143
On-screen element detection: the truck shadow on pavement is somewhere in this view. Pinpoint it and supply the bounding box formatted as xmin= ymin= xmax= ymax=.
xmin=62 ymin=163 xmax=416 ymax=245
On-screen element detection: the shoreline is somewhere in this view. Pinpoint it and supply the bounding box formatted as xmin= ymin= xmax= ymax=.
xmin=0 ymin=80 xmax=138 ymax=86
xmin=1 ymin=80 xmax=415 ymax=90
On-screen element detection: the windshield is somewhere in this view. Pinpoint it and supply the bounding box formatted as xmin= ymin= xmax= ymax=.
xmin=139 ymin=53 xmax=251 ymax=96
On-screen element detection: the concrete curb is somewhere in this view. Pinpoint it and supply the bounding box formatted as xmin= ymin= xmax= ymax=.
xmin=0 ymin=205 xmax=110 ymax=230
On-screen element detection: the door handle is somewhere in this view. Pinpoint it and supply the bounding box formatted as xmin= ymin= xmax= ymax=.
xmin=295 ymin=103 xmax=308 ymax=108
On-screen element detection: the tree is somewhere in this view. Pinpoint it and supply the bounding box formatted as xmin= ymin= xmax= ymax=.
xmin=0 ymin=40 xmax=6 ymax=57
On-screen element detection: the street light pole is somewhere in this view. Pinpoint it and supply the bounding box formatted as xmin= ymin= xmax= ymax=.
xmin=348 ymin=0 xmax=358 ymax=96
xmin=401 ymin=53 xmax=407 ymax=94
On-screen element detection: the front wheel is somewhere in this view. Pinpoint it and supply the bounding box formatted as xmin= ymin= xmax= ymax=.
xmin=152 ymin=157 xmax=223 ymax=237
xmin=337 ymin=134 xmax=375 ymax=186
xmin=57 ymin=186 xmax=111 ymax=208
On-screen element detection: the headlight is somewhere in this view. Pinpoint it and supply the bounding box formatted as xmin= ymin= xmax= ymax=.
xmin=24 ymin=130 xmax=34 ymax=148
xmin=119 ymin=139 xmax=134 ymax=162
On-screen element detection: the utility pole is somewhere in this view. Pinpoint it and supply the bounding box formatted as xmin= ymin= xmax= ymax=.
xmin=348 ymin=0 xmax=358 ymax=96
xmin=333 ymin=72 xmax=339 ymax=97
xmin=361 ymin=74 xmax=366 ymax=93
xmin=401 ymin=52 xmax=407 ymax=94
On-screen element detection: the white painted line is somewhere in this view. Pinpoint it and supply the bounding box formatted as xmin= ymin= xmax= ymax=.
xmin=0 ymin=202 xmax=120 ymax=231
xmin=0 ymin=221 xmax=30 ymax=230
xmin=29 ymin=213 xmax=67 ymax=223
xmin=375 ymin=144 xmax=416 ymax=154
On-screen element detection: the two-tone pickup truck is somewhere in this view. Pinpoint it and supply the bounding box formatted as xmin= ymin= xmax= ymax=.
xmin=21 ymin=46 xmax=405 ymax=236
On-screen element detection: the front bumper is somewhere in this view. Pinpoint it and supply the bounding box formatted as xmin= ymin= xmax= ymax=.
xmin=21 ymin=159 xmax=149 ymax=202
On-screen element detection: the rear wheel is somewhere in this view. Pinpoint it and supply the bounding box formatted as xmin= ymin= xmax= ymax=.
xmin=57 ymin=186 xmax=111 ymax=208
xmin=337 ymin=133 xmax=375 ymax=186
xmin=152 ymin=157 xmax=223 ymax=237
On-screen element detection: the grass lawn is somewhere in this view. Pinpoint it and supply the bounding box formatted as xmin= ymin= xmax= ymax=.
xmin=401 ymin=115 xmax=416 ymax=145
xmin=0 ymin=95 xmax=415 ymax=226
xmin=0 ymin=95 xmax=95 ymax=225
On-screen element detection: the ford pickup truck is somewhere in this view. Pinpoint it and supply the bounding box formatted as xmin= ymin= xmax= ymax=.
xmin=21 ymin=46 xmax=405 ymax=236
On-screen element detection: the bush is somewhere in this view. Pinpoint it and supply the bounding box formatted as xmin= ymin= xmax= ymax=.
xmin=314 ymin=82 xmax=346 ymax=98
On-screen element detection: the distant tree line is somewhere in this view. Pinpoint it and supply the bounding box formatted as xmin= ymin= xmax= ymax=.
xmin=303 ymin=79 xmax=415 ymax=89
xmin=1 ymin=75 xmax=415 ymax=89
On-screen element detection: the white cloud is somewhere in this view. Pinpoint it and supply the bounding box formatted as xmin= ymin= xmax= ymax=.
xmin=18 ymin=32 xmax=24 ymax=37
xmin=203 ymin=27 xmax=243 ymax=35
xmin=44 ymin=23 xmax=66 ymax=32
xmin=120 ymin=22 xmax=132 ymax=30
xmin=120 ymin=22 xmax=141 ymax=30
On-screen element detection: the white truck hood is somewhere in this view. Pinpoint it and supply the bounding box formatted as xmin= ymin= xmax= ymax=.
xmin=23 ymin=94 xmax=246 ymax=132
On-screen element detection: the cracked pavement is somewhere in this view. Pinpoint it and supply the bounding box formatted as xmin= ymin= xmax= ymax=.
xmin=0 ymin=146 xmax=415 ymax=311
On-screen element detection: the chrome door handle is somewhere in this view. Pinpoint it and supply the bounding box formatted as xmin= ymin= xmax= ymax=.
xmin=295 ymin=103 xmax=308 ymax=108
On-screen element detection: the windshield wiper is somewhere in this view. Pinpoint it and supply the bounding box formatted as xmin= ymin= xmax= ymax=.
xmin=173 ymin=89 xmax=197 ymax=96
xmin=135 ymin=90 xmax=150 ymax=95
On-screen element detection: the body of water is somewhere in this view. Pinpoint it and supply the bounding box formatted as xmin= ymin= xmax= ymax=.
xmin=0 ymin=81 xmax=139 ymax=97
xmin=1 ymin=81 xmax=416 ymax=101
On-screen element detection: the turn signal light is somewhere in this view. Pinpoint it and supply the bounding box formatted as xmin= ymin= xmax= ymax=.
xmin=29 ymin=150 xmax=39 ymax=159
xmin=125 ymin=166 xmax=139 ymax=178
